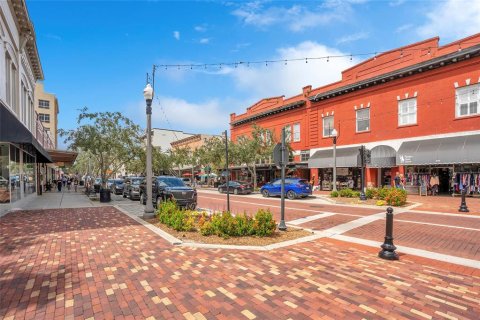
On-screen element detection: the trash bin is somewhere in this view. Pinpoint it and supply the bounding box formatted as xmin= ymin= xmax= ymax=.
xmin=79 ymin=180 xmax=84 ymax=186
xmin=99 ymin=189 xmax=111 ymax=203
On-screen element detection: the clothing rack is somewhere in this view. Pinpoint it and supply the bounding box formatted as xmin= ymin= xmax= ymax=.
xmin=452 ymin=171 xmax=480 ymax=197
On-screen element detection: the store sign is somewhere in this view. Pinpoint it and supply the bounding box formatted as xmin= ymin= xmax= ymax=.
xmin=399 ymin=155 xmax=412 ymax=164
xmin=337 ymin=168 xmax=349 ymax=175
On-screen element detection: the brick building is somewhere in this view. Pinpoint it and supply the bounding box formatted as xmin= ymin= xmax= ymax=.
xmin=230 ymin=33 xmax=480 ymax=195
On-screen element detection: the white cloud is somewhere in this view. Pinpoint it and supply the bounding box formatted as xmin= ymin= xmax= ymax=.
xmin=336 ymin=32 xmax=369 ymax=45
xmin=173 ymin=31 xmax=180 ymax=40
xmin=231 ymin=1 xmax=353 ymax=32
xmin=224 ymin=41 xmax=358 ymax=98
xmin=395 ymin=24 xmax=413 ymax=33
xmin=151 ymin=96 xmax=239 ymax=132
xmin=194 ymin=25 xmax=207 ymax=32
xmin=199 ymin=38 xmax=210 ymax=44
xmin=389 ymin=0 xmax=405 ymax=6
xmin=417 ymin=0 xmax=480 ymax=41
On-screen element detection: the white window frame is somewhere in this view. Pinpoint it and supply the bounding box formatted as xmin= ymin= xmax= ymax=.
xmin=300 ymin=150 xmax=310 ymax=161
xmin=356 ymin=108 xmax=370 ymax=132
xmin=456 ymin=84 xmax=479 ymax=118
xmin=322 ymin=116 xmax=334 ymax=137
xmin=39 ymin=100 xmax=50 ymax=109
xmin=284 ymin=125 xmax=292 ymax=142
xmin=293 ymin=123 xmax=300 ymax=142
xmin=398 ymin=98 xmax=417 ymax=126
xmin=39 ymin=113 xmax=50 ymax=123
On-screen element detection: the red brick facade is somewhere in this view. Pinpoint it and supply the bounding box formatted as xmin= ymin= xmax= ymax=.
xmin=230 ymin=33 xmax=480 ymax=191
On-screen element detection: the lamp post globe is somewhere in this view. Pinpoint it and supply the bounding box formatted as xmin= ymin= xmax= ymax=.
xmin=331 ymin=128 xmax=338 ymax=192
xmin=143 ymin=83 xmax=155 ymax=218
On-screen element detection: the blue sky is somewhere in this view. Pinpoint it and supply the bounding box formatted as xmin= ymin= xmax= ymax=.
xmin=27 ymin=0 xmax=480 ymax=146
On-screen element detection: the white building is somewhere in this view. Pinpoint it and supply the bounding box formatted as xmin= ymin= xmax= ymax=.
xmin=151 ymin=128 xmax=195 ymax=152
xmin=0 ymin=0 xmax=54 ymax=215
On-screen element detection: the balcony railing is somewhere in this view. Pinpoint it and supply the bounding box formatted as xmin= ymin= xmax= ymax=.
xmin=35 ymin=112 xmax=55 ymax=150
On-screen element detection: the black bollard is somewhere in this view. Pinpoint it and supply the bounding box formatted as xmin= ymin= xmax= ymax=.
xmin=378 ymin=207 xmax=399 ymax=260
xmin=458 ymin=189 xmax=469 ymax=213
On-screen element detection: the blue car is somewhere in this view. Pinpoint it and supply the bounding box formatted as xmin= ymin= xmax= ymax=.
xmin=260 ymin=178 xmax=312 ymax=200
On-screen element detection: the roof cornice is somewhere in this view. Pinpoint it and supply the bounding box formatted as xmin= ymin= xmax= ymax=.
xmin=231 ymin=100 xmax=306 ymax=127
xmin=308 ymin=44 xmax=480 ymax=102
xmin=10 ymin=0 xmax=44 ymax=80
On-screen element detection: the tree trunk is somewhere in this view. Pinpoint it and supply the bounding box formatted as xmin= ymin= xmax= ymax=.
xmin=253 ymin=164 xmax=257 ymax=190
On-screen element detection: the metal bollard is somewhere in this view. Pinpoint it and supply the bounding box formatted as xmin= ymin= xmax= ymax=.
xmin=378 ymin=207 xmax=399 ymax=260
xmin=458 ymin=189 xmax=469 ymax=213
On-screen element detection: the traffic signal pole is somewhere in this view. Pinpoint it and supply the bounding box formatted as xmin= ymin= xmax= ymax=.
xmin=360 ymin=145 xmax=367 ymax=201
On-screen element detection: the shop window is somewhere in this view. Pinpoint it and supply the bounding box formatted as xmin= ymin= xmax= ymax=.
xmin=39 ymin=100 xmax=50 ymax=108
xmin=300 ymin=150 xmax=310 ymax=161
xmin=398 ymin=98 xmax=417 ymax=126
xmin=0 ymin=144 xmax=10 ymax=204
xmin=293 ymin=123 xmax=300 ymax=142
xmin=356 ymin=108 xmax=370 ymax=132
xmin=323 ymin=116 xmax=334 ymax=137
xmin=456 ymin=84 xmax=479 ymax=117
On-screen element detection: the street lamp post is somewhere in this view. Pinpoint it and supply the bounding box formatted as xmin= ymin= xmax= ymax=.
xmin=331 ymin=128 xmax=338 ymax=192
xmin=143 ymin=83 xmax=155 ymax=218
xmin=224 ymin=130 xmax=230 ymax=212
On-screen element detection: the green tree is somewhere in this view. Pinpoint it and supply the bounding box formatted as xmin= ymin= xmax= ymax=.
xmin=59 ymin=108 xmax=142 ymax=188
xmin=231 ymin=125 xmax=277 ymax=189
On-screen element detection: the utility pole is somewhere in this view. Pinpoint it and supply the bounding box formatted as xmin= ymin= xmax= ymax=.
xmin=279 ymin=128 xmax=287 ymax=231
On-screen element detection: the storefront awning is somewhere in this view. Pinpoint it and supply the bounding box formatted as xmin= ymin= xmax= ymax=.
xmin=0 ymin=102 xmax=52 ymax=163
xmin=47 ymin=149 xmax=78 ymax=166
xmin=370 ymin=145 xmax=396 ymax=168
xmin=396 ymin=134 xmax=480 ymax=165
xmin=308 ymin=146 xmax=360 ymax=168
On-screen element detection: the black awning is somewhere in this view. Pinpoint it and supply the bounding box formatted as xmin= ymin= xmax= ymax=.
xmin=308 ymin=146 xmax=360 ymax=168
xmin=370 ymin=145 xmax=396 ymax=168
xmin=396 ymin=134 xmax=480 ymax=165
xmin=0 ymin=102 xmax=53 ymax=163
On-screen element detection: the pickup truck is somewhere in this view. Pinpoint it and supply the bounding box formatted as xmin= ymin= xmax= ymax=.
xmin=139 ymin=176 xmax=197 ymax=210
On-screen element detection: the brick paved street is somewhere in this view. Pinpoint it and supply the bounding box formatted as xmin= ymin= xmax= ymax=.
xmin=1 ymin=207 xmax=480 ymax=319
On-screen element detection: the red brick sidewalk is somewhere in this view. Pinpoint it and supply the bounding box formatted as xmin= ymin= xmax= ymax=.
xmin=1 ymin=207 xmax=479 ymax=319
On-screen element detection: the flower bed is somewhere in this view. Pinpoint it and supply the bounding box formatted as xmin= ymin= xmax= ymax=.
xmin=151 ymin=201 xmax=312 ymax=245
xmin=330 ymin=187 xmax=408 ymax=206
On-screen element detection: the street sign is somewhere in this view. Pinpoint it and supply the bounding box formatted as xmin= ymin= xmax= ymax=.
xmin=273 ymin=143 xmax=282 ymax=167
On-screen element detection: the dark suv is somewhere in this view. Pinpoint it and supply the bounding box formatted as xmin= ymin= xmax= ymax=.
xmin=139 ymin=176 xmax=197 ymax=210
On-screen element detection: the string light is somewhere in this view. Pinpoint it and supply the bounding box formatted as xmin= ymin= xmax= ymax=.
xmin=153 ymin=40 xmax=479 ymax=71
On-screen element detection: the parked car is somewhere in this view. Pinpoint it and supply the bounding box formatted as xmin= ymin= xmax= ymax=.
xmin=218 ymin=181 xmax=253 ymax=195
xmin=110 ymin=179 xmax=125 ymax=195
xmin=123 ymin=177 xmax=144 ymax=200
xmin=93 ymin=178 xmax=102 ymax=193
xmin=260 ymin=178 xmax=312 ymax=200
xmin=0 ymin=176 xmax=8 ymax=187
xmin=182 ymin=177 xmax=192 ymax=187
xmin=139 ymin=176 xmax=197 ymax=209
xmin=106 ymin=179 xmax=115 ymax=189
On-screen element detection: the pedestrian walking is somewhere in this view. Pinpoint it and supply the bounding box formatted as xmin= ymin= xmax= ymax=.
xmin=57 ymin=179 xmax=62 ymax=192
xmin=67 ymin=178 xmax=72 ymax=191
xmin=74 ymin=178 xmax=78 ymax=192
xmin=394 ymin=172 xmax=401 ymax=188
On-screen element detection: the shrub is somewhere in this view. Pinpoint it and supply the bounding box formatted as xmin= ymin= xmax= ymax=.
xmin=200 ymin=221 xmax=215 ymax=236
xmin=352 ymin=191 xmax=360 ymax=198
xmin=210 ymin=211 xmax=237 ymax=238
xmin=376 ymin=200 xmax=386 ymax=206
xmin=330 ymin=190 xmax=339 ymax=197
xmin=253 ymin=209 xmax=277 ymax=236
xmin=235 ymin=213 xmax=255 ymax=236
xmin=365 ymin=188 xmax=377 ymax=199
xmin=157 ymin=201 xmax=195 ymax=232
xmin=384 ymin=188 xmax=407 ymax=206
xmin=377 ymin=187 xmax=390 ymax=200
xmin=339 ymin=188 xmax=354 ymax=198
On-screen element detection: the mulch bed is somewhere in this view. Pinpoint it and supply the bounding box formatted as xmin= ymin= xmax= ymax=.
xmin=145 ymin=218 xmax=313 ymax=246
